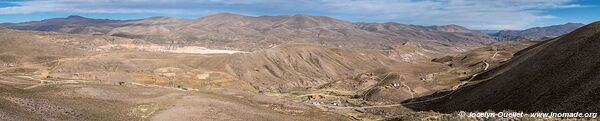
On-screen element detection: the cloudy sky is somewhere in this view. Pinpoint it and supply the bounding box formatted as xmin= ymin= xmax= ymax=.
xmin=0 ymin=0 xmax=598 ymax=30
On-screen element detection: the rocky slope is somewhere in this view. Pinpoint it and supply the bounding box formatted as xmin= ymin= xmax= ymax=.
xmin=491 ymin=23 xmax=585 ymax=41
xmin=408 ymin=21 xmax=600 ymax=113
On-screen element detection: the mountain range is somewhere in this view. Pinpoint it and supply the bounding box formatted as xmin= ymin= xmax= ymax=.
xmin=0 ymin=13 xmax=495 ymax=52
xmin=490 ymin=23 xmax=585 ymax=41
xmin=1 ymin=13 xmax=584 ymax=52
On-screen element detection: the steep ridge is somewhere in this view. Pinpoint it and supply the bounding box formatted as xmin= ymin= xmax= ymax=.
xmin=408 ymin=21 xmax=600 ymax=112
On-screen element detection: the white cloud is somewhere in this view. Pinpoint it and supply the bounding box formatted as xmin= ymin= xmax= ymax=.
xmin=0 ymin=0 xmax=585 ymax=29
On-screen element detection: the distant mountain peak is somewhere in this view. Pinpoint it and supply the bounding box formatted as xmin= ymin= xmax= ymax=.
xmin=289 ymin=14 xmax=339 ymax=21
xmin=197 ymin=12 xmax=251 ymax=21
xmin=203 ymin=12 xmax=247 ymax=18
xmin=293 ymin=14 xmax=309 ymax=17
xmin=445 ymin=24 xmax=466 ymax=28
xmin=213 ymin=12 xmax=242 ymax=16
xmin=146 ymin=16 xmax=175 ymax=20
xmin=564 ymin=22 xmax=585 ymax=25
xmin=67 ymin=15 xmax=87 ymax=19
xmin=424 ymin=24 xmax=474 ymax=33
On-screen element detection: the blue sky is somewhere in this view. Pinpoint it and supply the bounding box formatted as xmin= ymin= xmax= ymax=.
xmin=0 ymin=0 xmax=599 ymax=30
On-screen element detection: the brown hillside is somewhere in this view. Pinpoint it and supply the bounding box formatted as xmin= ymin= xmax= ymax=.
xmin=0 ymin=29 xmax=86 ymax=66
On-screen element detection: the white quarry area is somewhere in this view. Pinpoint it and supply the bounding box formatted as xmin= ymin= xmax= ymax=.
xmin=99 ymin=44 xmax=248 ymax=54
